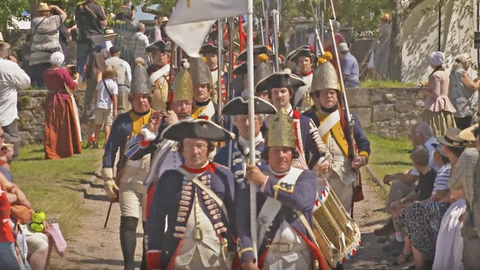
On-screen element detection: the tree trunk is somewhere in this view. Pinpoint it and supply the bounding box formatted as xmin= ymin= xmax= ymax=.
xmin=388 ymin=0 xmax=405 ymax=81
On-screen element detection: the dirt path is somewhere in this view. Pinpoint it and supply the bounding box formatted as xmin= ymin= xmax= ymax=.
xmin=50 ymin=168 xmax=144 ymax=270
xmin=52 ymin=167 xmax=411 ymax=270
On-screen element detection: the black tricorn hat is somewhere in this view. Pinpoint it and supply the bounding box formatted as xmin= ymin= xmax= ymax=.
xmin=255 ymin=71 xmax=306 ymax=93
xmin=200 ymin=43 xmax=225 ymax=54
xmin=161 ymin=119 xmax=235 ymax=142
xmin=237 ymin=45 xmax=273 ymax=62
xmin=286 ymin=45 xmax=316 ymax=63
xmin=233 ymin=62 xmax=247 ymax=75
xmin=222 ymin=96 xmax=277 ymax=116
xmin=146 ymin=40 xmax=172 ymax=53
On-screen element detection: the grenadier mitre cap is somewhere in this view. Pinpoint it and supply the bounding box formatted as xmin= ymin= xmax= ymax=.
xmin=311 ymin=53 xmax=340 ymax=92
xmin=222 ymin=96 xmax=277 ymax=116
xmin=161 ymin=119 xmax=235 ymax=142
xmin=255 ymin=70 xmax=306 ymax=94
xmin=170 ymin=64 xmax=193 ymax=102
xmin=130 ymin=64 xmax=151 ymax=95
xmin=189 ymin=57 xmax=213 ymax=87
xmin=267 ymin=108 xmax=296 ymax=149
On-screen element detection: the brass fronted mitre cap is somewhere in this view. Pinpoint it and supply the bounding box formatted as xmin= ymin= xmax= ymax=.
xmin=131 ymin=64 xmax=151 ymax=95
xmin=311 ymin=60 xmax=339 ymax=93
xmin=189 ymin=57 xmax=213 ymax=87
xmin=254 ymin=62 xmax=272 ymax=87
xmin=171 ymin=68 xmax=193 ymax=102
xmin=267 ymin=108 xmax=296 ymax=149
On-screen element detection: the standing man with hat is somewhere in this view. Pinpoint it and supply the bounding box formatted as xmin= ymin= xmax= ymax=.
xmin=337 ymin=42 xmax=360 ymax=88
xmin=286 ymin=45 xmax=316 ymax=111
xmin=255 ymin=71 xmax=331 ymax=171
xmin=233 ymin=59 xmax=272 ymax=99
xmin=309 ymin=57 xmax=370 ymax=213
xmin=200 ymin=43 xmax=227 ymax=104
xmin=146 ymin=119 xmax=237 ymax=270
xmin=125 ymin=64 xmax=195 ymax=221
xmin=101 ymin=64 xmax=153 ymax=270
xmin=106 ymin=45 xmax=132 ymax=114
xmin=237 ymin=108 xmax=327 ymax=270
xmin=146 ymin=40 xmax=175 ymax=112
xmin=213 ymin=96 xmax=277 ymax=184
xmin=189 ymin=57 xmax=220 ymax=121
xmin=102 ymin=29 xmax=117 ymax=59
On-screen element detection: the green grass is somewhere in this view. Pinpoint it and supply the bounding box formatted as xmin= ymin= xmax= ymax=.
xmin=10 ymin=145 xmax=103 ymax=240
xmin=365 ymin=133 xmax=412 ymax=200
xmin=360 ymin=79 xmax=417 ymax=88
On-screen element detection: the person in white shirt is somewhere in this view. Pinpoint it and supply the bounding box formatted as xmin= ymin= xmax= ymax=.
xmin=131 ymin=23 xmax=150 ymax=66
xmin=102 ymin=29 xmax=117 ymax=59
xmin=0 ymin=41 xmax=31 ymax=158
xmin=105 ymin=46 xmax=132 ymax=114
xmin=93 ymin=65 xmax=118 ymax=148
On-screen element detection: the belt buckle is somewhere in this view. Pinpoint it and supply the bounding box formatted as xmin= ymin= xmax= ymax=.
xmin=272 ymin=242 xmax=292 ymax=253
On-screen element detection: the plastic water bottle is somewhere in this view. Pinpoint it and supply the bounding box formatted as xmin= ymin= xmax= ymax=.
xmin=47 ymin=220 xmax=67 ymax=257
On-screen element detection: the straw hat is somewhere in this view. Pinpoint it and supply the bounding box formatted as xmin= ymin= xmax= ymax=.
xmin=160 ymin=16 xmax=169 ymax=23
xmin=459 ymin=123 xmax=479 ymax=141
xmin=104 ymin=29 xmax=117 ymax=37
xmin=437 ymin=128 xmax=469 ymax=147
xmin=37 ymin=3 xmax=51 ymax=11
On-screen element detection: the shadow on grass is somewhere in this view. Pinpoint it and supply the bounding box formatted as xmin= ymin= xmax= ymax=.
xmin=373 ymin=161 xmax=412 ymax=166
xmin=84 ymin=193 xmax=111 ymax=202
xmin=18 ymin=157 xmax=45 ymax=162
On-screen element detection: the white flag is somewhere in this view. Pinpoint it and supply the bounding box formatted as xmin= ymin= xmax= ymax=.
xmin=166 ymin=0 xmax=248 ymax=57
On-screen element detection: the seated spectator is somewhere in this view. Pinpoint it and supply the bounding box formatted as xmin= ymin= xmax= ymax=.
xmin=94 ymin=65 xmax=118 ymax=148
xmin=377 ymin=123 xmax=439 ymax=252
xmin=338 ymin=42 xmax=360 ymax=88
xmin=447 ymin=124 xmax=480 ymax=269
xmin=394 ymin=128 xmax=467 ymax=269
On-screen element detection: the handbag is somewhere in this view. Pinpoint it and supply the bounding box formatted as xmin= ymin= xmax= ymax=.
xmin=11 ymin=205 xmax=33 ymax=225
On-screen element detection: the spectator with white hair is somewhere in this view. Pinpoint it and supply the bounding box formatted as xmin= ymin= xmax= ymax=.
xmin=449 ymin=53 xmax=480 ymax=130
xmin=338 ymin=42 xmax=360 ymax=88
xmin=131 ymin=23 xmax=150 ymax=66
xmin=421 ymin=51 xmax=457 ymax=137
xmin=42 ymin=52 xmax=82 ymax=159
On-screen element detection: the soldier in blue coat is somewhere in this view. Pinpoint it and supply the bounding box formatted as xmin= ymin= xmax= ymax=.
xmin=255 ymin=71 xmax=332 ymax=172
xmin=101 ymin=64 xmax=153 ymax=270
xmin=146 ymin=119 xmax=237 ymax=270
xmin=237 ymin=108 xmax=328 ymax=270
xmin=214 ymin=96 xmax=277 ymax=188
xmin=309 ymin=55 xmax=371 ymax=214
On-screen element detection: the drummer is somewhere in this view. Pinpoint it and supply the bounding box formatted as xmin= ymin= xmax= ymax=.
xmin=237 ymin=108 xmax=328 ymax=270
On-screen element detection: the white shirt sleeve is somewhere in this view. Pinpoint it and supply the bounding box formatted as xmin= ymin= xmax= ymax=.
xmin=123 ymin=61 xmax=132 ymax=83
xmin=109 ymin=80 xmax=119 ymax=95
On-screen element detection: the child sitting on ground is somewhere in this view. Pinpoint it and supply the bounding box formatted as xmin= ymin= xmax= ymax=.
xmin=93 ymin=65 xmax=118 ymax=148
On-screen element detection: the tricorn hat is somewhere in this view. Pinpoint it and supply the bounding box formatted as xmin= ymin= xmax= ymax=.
xmin=311 ymin=53 xmax=339 ymax=92
xmin=189 ymin=57 xmax=213 ymax=87
xmin=146 ymin=40 xmax=172 ymax=53
xmin=130 ymin=64 xmax=151 ymax=95
xmin=459 ymin=123 xmax=479 ymax=142
xmin=237 ymin=45 xmax=273 ymax=62
xmin=232 ymin=62 xmax=272 ymax=87
xmin=161 ymin=119 xmax=235 ymax=142
xmin=170 ymin=64 xmax=193 ymax=102
xmin=286 ymin=45 xmax=316 ymax=63
xmin=255 ymin=71 xmax=306 ymax=94
xmin=267 ymin=108 xmax=296 ymax=149
xmin=200 ymin=42 xmax=224 ymax=54
xmin=222 ymin=96 xmax=277 ymax=116
xmin=437 ymin=128 xmax=469 ymax=147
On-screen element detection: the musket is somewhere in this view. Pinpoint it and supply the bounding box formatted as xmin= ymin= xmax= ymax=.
xmin=217 ymin=20 xmax=224 ymax=123
xmin=308 ymin=0 xmax=325 ymax=56
xmin=226 ymin=17 xmax=235 ymax=171
xmin=271 ymin=10 xmax=280 ymax=72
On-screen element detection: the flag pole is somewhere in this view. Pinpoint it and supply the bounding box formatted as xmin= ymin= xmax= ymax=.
xmin=247 ymin=0 xmax=258 ymax=264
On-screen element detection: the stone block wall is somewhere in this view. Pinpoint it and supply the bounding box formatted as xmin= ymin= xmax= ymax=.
xmin=346 ymin=87 xmax=424 ymax=138
xmin=17 ymin=90 xmax=85 ymax=145
xmin=16 ymin=87 xmax=422 ymax=145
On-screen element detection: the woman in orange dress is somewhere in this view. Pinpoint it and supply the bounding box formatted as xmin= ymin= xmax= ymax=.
xmin=43 ymin=52 xmax=82 ymax=159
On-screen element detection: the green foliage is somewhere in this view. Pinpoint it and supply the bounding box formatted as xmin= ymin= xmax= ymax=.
xmin=360 ymin=79 xmax=416 ymax=88
xmin=336 ymin=0 xmax=390 ymax=36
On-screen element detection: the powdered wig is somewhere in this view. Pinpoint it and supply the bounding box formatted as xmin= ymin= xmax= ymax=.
xmin=49 ymin=52 xmax=64 ymax=66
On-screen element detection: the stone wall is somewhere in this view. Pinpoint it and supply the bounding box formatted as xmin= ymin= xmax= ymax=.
xmin=17 ymin=90 xmax=85 ymax=145
xmin=16 ymin=87 xmax=422 ymax=145
xmin=346 ymin=87 xmax=424 ymax=138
